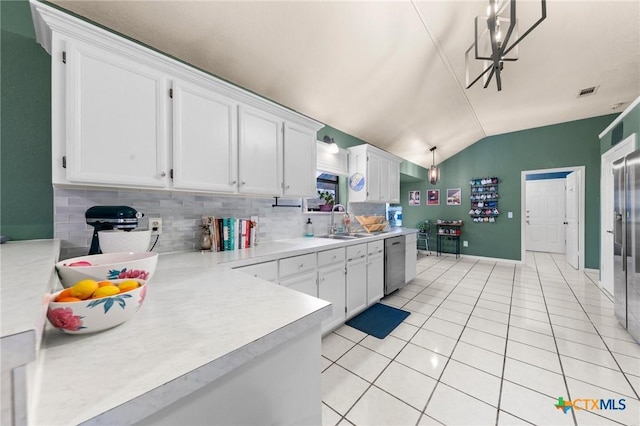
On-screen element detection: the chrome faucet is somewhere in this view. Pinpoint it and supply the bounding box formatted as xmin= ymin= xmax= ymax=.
xmin=330 ymin=204 xmax=346 ymax=235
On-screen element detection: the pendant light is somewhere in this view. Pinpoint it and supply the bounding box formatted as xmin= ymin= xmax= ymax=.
xmin=429 ymin=146 xmax=439 ymax=185
xmin=323 ymin=135 xmax=339 ymax=154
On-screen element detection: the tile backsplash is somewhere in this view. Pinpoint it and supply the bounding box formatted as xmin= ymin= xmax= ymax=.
xmin=54 ymin=188 xmax=387 ymax=259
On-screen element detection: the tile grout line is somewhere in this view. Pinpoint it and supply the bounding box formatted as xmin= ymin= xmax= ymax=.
xmin=548 ymin=254 xmax=640 ymax=401
xmin=531 ymin=252 xmax=579 ymax=426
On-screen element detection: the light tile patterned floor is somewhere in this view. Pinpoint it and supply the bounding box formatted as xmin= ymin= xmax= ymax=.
xmin=321 ymin=252 xmax=640 ymax=426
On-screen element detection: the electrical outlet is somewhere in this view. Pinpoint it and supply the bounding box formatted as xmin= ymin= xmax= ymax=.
xmin=463 ymin=240 xmax=469 ymax=247
xmin=149 ymin=218 xmax=162 ymax=235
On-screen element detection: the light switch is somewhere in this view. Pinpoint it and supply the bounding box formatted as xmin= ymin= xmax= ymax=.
xmin=508 ymin=212 xmax=513 ymax=219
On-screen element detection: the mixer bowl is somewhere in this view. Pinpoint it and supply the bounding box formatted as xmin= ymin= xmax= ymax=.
xmin=98 ymin=229 xmax=151 ymax=253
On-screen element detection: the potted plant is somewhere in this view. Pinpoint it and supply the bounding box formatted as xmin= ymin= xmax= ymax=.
xmin=318 ymin=191 xmax=335 ymax=212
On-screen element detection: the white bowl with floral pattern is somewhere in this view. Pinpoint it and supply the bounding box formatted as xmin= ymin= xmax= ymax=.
xmin=55 ymin=252 xmax=158 ymax=288
xmin=47 ymin=279 xmax=147 ymax=334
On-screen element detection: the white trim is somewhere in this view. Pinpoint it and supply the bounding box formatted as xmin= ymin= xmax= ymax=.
xmin=584 ymin=268 xmax=600 ymax=275
xmin=598 ymin=95 xmax=640 ymax=139
xmin=445 ymin=254 xmax=523 ymax=265
xmin=521 ymin=166 xmax=586 ymax=271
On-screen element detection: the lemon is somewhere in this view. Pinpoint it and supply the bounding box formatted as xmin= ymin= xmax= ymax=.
xmin=92 ymin=285 xmax=120 ymax=299
xmin=70 ymin=279 xmax=99 ymax=300
xmin=117 ymin=280 xmax=140 ymax=293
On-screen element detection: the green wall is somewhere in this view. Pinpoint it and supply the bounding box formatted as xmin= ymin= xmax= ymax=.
xmin=400 ymin=114 xmax=618 ymax=269
xmin=1 ymin=0 xmax=53 ymax=240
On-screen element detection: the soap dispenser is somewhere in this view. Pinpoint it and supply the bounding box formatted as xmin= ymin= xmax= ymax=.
xmin=304 ymin=218 xmax=314 ymax=237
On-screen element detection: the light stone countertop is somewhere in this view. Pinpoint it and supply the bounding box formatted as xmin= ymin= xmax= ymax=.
xmin=1 ymin=239 xmax=60 ymax=370
xmin=24 ymin=229 xmax=417 ymax=425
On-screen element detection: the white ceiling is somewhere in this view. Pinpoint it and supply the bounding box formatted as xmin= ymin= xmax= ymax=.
xmin=49 ymin=0 xmax=640 ymax=169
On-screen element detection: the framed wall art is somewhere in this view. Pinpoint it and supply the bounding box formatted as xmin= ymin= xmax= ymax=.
xmin=427 ymin=189 xmax=440 ymax=205
xmin=409 ymin=190 xmax=421 ymax=206
xmin=446 ymin=188 xmax=461 ymax=205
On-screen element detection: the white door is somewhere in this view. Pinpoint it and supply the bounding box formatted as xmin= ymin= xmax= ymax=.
xmin=65 ymin=38 xmax=168 ymax=188
xmin=346 ymin=258 xmax=367 ymax=318
xmin=281 ymin=272 xmax=317 ymax=298
xmin=367 ymin=253 xmax=384 ymax=305
xmin=283 ymin=123 xmax=316 ymax=197
xmin=238 ymin=105 xmax=282 ymax=196
xmin=378 ymin=158 xmax=391 ymax=202
xmin=525 ymin=179 xmax=566 ymax=252
xmin=367 ymin=153 xmax=381 ymax=202
xmin=565 ymin=172 xmax=580 ymax=269
xmin=318 ymin=264 xmax=346 ymax=334
xmin=601 ymin=135 xmax=637 ymax=295
xmin=389 ymin=160 xmax=400 ymax=203
xmin=172 ymin=80 xmax=237 ymax=192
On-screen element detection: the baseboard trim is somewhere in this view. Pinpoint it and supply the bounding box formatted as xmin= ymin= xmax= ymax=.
xmin=584 ymin=268 xmax=600 ymax=275
xmin=435 ymin=253 xmax=523 ymax=265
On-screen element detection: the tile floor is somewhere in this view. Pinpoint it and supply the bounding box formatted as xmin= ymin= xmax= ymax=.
xmin=321 ymin=252 xmax=640 ymax=426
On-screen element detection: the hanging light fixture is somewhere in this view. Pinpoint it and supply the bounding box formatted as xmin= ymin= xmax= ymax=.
xmin=465 ymin=0 xmax=547 ymax=91
xmin=429 ymin=146 xmax=439 ymax=185
xmin=323 ymin=135 xmax=339 ymax=154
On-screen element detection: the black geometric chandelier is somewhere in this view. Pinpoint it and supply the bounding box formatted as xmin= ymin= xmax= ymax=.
xmin=465 ymin=0 xmax=547 ymax=91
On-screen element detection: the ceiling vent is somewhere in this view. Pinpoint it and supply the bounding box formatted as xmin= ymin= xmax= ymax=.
xmin=577 ymin=86 xmax=599 ymax=98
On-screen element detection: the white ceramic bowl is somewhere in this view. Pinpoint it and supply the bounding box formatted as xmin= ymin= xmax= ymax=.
xmin=98 ymin=230 xmax=151 ymax=253
xmin=47 ymin=279 xmax=147 ymax=334
xmin=56 ymin=252 xmax=158 ymax=288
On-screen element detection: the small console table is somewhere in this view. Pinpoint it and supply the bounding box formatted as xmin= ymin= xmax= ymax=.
xmin=436 ymin=220 xmax=463 ymax=259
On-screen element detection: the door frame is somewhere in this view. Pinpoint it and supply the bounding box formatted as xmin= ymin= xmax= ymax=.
xmin=600 ymin=133 xmax=636 ymax=293
xmin=521 ymin=166 xmax=586 ymax=270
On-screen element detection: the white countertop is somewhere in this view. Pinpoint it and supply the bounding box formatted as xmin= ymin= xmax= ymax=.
xmin=1 ymin=239 xmax=60 ymax=370
xmin=13 ymin=229 xmax=416 ymax=425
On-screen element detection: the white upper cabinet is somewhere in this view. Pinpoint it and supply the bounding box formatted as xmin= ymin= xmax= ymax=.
xmin=172 ymin=80 xmax=238 ymax=193
xmin=63 ymin=38 xmax=169 ymax=188
xmin=238 ymin=106 xmax=283 ymax=196
xmin=33 ymin=1 xmax=323 ymax=195
xmin=348 ymin=144 xmax=402 ymax=203
xmin=283 ymin=123 xmax=317 ymax=197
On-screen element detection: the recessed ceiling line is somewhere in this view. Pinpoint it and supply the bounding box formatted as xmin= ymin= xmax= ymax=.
xmin=410 ymin=0 xmax=487 ymax=140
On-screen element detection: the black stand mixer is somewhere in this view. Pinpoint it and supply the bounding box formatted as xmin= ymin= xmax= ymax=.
xmin=85 ymin=206 xmax=144 ymax=255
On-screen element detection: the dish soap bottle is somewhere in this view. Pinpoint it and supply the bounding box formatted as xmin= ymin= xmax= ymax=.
xmin=304 ymin=218 xmax=314 ymax=237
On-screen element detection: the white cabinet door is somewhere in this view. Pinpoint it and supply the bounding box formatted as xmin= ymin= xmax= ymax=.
xmin=405 ymin=234 xmax=417 ymax=284
xmin=389 ymin=160 xmax=400 ymax=203
xmin=281 ymin=271 xmax=317 ymax=298
xmin=283 ymin=123 xmax=316 ymax=197
xmin=378 ymin=157 xmax=391 ymax=202
xmin=318 ymin=264 xmax=346 ymax=334
xmin=172 ymin=80 xmax=237 ymax=192
xmin=346 ymin=258 xmax=367 ymax=318
xmin=65 ymin=38 xmax=169 ymax=188
xmin=367 ymin=153 xmax=382 ymax=202
xmin=238 ymin=105 xmax=282 ymax=196
xmin=367 ymin=252 xmax=384 ymax=305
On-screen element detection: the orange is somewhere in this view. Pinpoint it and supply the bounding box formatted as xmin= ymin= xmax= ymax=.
xmin=70 ymin=279 xmax=99 ymax=300
xmin=57 ymin=296 xmax=82 ymax=303
xmin=97 ymin=280 xmax=116 ymax=287
xmin=117 ymin=280 xmax=140 ymax=293
xmin=92 ymin=286 xmax=120 ymax=299
xmin=55 ymin=288 xmax=73 ymax=302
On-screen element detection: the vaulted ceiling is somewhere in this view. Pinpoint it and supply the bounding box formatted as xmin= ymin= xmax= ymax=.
xmin=48 ymin=0 xmax=640 ymax=169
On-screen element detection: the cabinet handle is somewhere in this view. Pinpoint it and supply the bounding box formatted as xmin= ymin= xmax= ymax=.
xmin=299 ymin=263 xmax=304 ymax=268
xmin=285 ymin=185 xmax=290 ymax=189
xmin=230 ymin=180 xmax=237 ymax=185
xmin=332 ymin=255 xmax=336 ymax=260
xmin=160 ymin=172 xmax=166 ymax=177
xmin=241 ymin=181 xmax=246 ymax=185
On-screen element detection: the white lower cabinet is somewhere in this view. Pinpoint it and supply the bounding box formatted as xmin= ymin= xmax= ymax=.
xmin=281 ymin=271 xmax=317 ymax=298
xmin=367 ymin=253 xmax=384 ymax=305
xmin=318 ymin=264 xmax=346 ymax=334
xmin=346 ymin=244 xmax=367 ymax=318
xmin=405 ymin=233 xmax=417 ymax=283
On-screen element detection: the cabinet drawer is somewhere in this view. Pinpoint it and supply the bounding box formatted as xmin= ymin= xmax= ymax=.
xmin=367 ymin=240 xmax=384 ymax=255
xmin=318 ymin=247 xmax=345 ymax=268
xmin=279 ymin=253 xmax=317 ymax=279
xmin=405 ymin=233 xmax=417 ymax=244
xmin=346 ymin=243 xmax=367 ymax=262
xmin=235 ymin=261 xmax=277 ymax=282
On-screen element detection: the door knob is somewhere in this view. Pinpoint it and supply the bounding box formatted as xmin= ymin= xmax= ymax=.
xmin=606 ymin=230 xmax=614 ymax=234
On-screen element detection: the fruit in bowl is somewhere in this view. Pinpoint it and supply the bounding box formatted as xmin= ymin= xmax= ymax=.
xmin=47 ymin=278 xmax=147 ymax=334
xmin=55 ymin=252 xmax=158 ymax=289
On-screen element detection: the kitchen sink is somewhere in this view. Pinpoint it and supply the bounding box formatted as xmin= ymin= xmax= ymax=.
xmin=316 ymin=234 xmax=359 ymax=240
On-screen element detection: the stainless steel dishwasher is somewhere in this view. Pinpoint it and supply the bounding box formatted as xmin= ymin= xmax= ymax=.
xmin=384 ymin=235 xmax=406 ymax=295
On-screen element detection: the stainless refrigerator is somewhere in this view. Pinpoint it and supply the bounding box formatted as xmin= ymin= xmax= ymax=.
xmin=613 ymin=149 xmax=640 ymax=343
